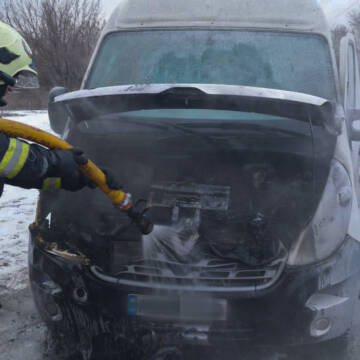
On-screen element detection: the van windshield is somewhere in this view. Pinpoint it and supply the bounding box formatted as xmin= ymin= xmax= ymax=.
xmin=86 ymin=30 xmax=336 ymax=101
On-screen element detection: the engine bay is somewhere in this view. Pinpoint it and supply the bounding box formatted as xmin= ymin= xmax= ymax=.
xmin=35 ymin=113 xmax=334 ymax=280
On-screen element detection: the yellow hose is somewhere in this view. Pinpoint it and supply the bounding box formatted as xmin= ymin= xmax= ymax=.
xmin=0 ymin=117 xmax=129 ymax=207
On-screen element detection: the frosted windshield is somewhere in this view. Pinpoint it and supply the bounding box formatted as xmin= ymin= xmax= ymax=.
xmin=86 ymin=30 xmax=336 ymax=101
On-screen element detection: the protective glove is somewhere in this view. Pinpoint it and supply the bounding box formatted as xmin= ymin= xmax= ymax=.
xmin=60 ymin=169 xmax=123 ymax=192
xmin=50 ymin=148 xmax=124 ymax=192
xmin=49 ymin=148 xmax=90 ymax=192
xmin=102 ymin=169 xmax=123 ymax=190
xmin=60 ymin=172 xmax=90 ymax=191
xmin=51 ymin=148 xmax=87 ymax=177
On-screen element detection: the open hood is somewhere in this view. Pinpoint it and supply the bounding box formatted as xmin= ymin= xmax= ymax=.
xmin=53 ymin=84 xmax=337 ymax=129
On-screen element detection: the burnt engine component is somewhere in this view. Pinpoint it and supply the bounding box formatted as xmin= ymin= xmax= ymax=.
xmin=146 ymin=179 xmax=284 ymax=266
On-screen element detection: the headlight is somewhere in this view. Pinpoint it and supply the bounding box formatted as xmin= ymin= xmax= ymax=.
xmin=288 ymin=159 xmax=352 ymax=266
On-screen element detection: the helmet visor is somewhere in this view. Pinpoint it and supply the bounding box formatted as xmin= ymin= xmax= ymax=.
xmin=14 ymin=71 xmax=39 ymax=89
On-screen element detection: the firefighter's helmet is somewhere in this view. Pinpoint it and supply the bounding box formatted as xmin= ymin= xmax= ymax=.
xmin=0 ymin=21 xmax=39 ymax=89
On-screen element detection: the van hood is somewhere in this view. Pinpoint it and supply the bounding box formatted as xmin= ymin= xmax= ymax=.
xmin=55 ymin=84 xmax=337 ymax=129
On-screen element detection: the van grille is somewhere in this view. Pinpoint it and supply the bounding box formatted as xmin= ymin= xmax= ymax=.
xmin=92 ymin=247 xmax=287 ymax=292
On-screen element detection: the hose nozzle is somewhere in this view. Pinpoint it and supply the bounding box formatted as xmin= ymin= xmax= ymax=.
xmin=112 ymin=193 xmax=153 ymax=235
xmin=126 ymin=206 xmax=154 ymax=235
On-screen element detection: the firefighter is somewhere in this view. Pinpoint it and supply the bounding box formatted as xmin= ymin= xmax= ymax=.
xmin=0 ymin=21 xmax=120 ymax=194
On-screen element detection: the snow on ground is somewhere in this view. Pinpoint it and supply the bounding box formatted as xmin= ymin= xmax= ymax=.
xmin=0 ymin=111 xmax=51 ymax=295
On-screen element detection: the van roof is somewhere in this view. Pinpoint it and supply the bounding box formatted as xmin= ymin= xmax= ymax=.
xmin=105 ymin=0 xmax=330 ymax=36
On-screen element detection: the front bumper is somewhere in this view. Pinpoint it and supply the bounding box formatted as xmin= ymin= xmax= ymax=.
xmin=29 ymin=234 xmax=360 ymax=352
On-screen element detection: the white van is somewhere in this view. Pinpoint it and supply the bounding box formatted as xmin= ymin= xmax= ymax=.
xmin=33 ymin=0 xmax=360 ymax=359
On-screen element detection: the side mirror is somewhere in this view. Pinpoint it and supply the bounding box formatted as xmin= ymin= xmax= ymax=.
xmin=48 ymin=87 xmax=69 ymax=134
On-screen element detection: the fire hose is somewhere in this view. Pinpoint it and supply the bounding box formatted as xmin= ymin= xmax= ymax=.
xmin=0 ymin=117 xmax=154 ymax=235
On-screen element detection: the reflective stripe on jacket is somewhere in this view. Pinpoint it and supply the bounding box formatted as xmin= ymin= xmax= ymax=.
xmin=0 ymin=138 xmax=30 ymax=179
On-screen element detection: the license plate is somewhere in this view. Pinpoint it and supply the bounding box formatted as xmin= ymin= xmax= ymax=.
xmin=128 ymin=294 xmax=227 ymax=321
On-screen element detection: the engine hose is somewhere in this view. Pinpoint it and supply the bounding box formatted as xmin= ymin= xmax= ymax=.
xmin=0 ymin=117 xmax=153 ymax=234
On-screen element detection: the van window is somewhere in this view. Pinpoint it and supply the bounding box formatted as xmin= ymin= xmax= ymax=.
xmin=86 ymin=30 xmax=337 ymax=100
